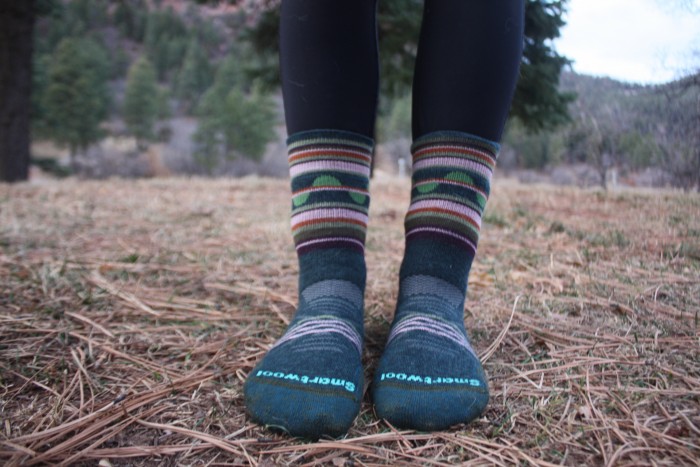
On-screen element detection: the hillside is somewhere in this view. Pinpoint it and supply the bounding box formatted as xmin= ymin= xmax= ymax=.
xmin=1 ymin=177 xmax=699 ymax=465
xmin=28 ymin=1 xmax=699 ymax=189
xmin=502 ymin=70 xmax=698 ymax=190
xmin=31 ymin=0 xmax=285 ymax=179
xmin=559 ymin=71 xmax=687 ymax=135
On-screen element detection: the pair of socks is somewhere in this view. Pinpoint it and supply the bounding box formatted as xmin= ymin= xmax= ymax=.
xmin=244 ymin=129 xmax=496 ymax=438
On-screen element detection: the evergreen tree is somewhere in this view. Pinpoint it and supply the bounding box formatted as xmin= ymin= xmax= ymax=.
xmin=176 ymin=36 xmax=213 ymax=112
xmin=192 ymin=118 xmax=223 ymax=173
xmin=123 ymin=57 xmax=160 ymax=146
xmin=195 ymin=55 xmax=249 ymax=128
xmin=41 ymin=37 xmax=110 ymax=164
xmin=190 ymin=14 xmax=223 ymax=51
xmin=193 ymin=56 xmax=240 ymax=171
xmin=379 ymin=93 xmax=412 ymax=141
xmin=239 ymin=5 xmax=281 ymax=92
xmin=144 ymin=7 xmax=189 ymax=80
xmin=221 ymin=85 xmax=277 ymax=160
xmin=156 ymin=86 xmax=172 ymax=120
xmin=34 ymin=1 xmax=72 ymax=56
xmin=511 ymin=0 xmax=575 ymax=131
xmin=377 ymin=0 xmax=422 ymax=97
xmin=69 ymin=0 xmax=109 ymax=30
xmin=35 ymin=0 xmax=110 ymax=55
xmin=193 ymin=81 xmax=277 ymax=171
xmin=111 ymin=46 xmax=131 ymax=80
xmin=113 ymin=0 xmax=147 ymax=42
xmin=196 ymin=52 xmax=244 ymax=117
xmin=31 ymin=53 xmax=52 ymax=140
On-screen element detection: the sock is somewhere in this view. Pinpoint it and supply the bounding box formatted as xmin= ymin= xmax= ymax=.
xmin=244 ymin=129 xmax=372 ymax=439
xmin=372 ymin=131 xmax=497 ymax=431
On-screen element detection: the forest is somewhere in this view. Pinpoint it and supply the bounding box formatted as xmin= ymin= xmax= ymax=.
xmin=3 ymin=0 xmax=699 ymax=190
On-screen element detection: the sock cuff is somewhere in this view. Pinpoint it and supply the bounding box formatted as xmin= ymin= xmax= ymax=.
xmin=287 ymin=129 xmax=373 ymax=256
xmin=404 ymin=131 xmax=499 ymax=256
xmin=288 ymin=129 xmax=374 ymax=182
xmin=411 ymin=130 xmax=499 ymax=163
xmin=287 ymin=129 xmax=375 ymax=152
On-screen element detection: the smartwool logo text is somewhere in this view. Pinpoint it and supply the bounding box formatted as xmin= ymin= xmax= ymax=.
xmin=380 ymin=372 xmax=482 ymax=387
xmin=255 ymin=370 xmax=356 ymax=393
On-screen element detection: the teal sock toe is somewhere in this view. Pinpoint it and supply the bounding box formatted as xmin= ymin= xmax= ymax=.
xmin=372 ymin=276 xmax=489 ymax=431
xmin=244 ymin=320 xmax=363 ymax=438
xmin=244 ymin=278 xmax=365 ymax=439
xmin=373 ymin=380 xmax=488 ymax=432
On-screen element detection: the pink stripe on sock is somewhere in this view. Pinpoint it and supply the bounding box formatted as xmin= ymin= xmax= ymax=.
xmin=291 ymin=208 xmax=369 ymax=227
xmin=293 ymin=186 xmax=369 ymax=197
xmin=413 ymin=145 xmax=496 ymax=167
xmin=407 ymin=199 xmax=482 ymax=226
xmin=391 ymin=318 xmax=465 ymax=345
xmin=295 ymin=237 xmax=365 ymax=252
xmin=289 ymin=160 xmax=371 ymax=178
xmin=388 ymin=316 xmax=476 ymax=358
xmin=272 ymin=319 xmax=362 ymax=355
xmin=289 ymin=147 xmax=372 ymax=164
xmin=411 ymin=157 xmax=493 ymax=179
xmin=277 ymin=327 xmax=361 ymax=354
xmin=391 ymin=324 xmax=464 ymax=347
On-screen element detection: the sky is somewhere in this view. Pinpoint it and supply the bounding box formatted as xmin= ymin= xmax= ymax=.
xmin=554 ymin=0 xmax=700 ymax=84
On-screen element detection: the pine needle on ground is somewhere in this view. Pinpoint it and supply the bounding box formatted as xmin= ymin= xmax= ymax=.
xmin=1 ymin=176 xmax=698 ymax=466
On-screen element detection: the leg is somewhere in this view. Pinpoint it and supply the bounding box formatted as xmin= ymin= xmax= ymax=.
xmin=280 ymin=0 xmax=379 ymax=137
xmin=244 ymin=0 xmax=379 ymax=439
xmin=373 ymin=0 xmax=524 ymax=431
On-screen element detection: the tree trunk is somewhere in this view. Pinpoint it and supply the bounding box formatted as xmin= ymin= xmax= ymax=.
xmin=0 ymin=1 xmax=35 ymax=183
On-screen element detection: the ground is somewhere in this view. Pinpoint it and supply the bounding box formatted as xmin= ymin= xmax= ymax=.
xmin=0 ymin=175 xmax=698 ymax=466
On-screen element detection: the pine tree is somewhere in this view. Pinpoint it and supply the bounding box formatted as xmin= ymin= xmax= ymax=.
xmin=192 ymin=54 xmax=242 ymax=172
xmin=192 ymin=118 xmax=222 ymax=174
xmin=379 ymin=93 xmax=412 ymax=140
xmin=193 ymin=81 xmax=277 ymax=171
xmin=511 ymin=0 xmax=575 ymax=131
xmin=123 ymin=57 xmax=160 ymax=146
xmin=221 ymin=85 xmax=276 ymax=160
xmin=68 ymin=0 xmax=109 ymax=30
xmin=31 ymin=53 xmax=52 ymax=140
xmin=113 ymin=0 xmax=147 ymax=42
xmin=196 ymin=52 xmax=244 ymax=117
xmin=176 ymin=36 xmax=213 ymax=113
xmin=41 ymin=37 xmax=110 ymax=165
xmin=144 ymin=8 xmax=189 ymax=80
xmin=377 ymin=0 xmax=422 ymax=97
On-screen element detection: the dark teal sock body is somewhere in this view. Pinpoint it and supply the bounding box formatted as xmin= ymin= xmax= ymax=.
xmin=244 ymin=130 xmax=372 ymax=439
xmin=372 ymin=243 xmax=488 ymax=431
xmin=372 ymin=131 xmax=496 ymax=431
xmin=244 ymin=266 xmax=365 ymax=438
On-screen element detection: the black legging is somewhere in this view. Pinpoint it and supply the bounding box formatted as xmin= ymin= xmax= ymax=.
xmin=280 ymin=0 xmax=524 ymax=142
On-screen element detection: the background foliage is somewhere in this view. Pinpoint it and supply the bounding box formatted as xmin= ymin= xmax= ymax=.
xmin=25 ymin=0 xmax=700 ymax=189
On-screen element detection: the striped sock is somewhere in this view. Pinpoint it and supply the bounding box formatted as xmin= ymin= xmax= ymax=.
xmin=244 ymin=129 xmax=372 ymax=439
xmin=372 ymin=131 xmax=496 ymax=431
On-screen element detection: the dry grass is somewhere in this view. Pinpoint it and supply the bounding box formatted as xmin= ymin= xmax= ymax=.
xmin=1 ymin=175 xmax=698 ymax=466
